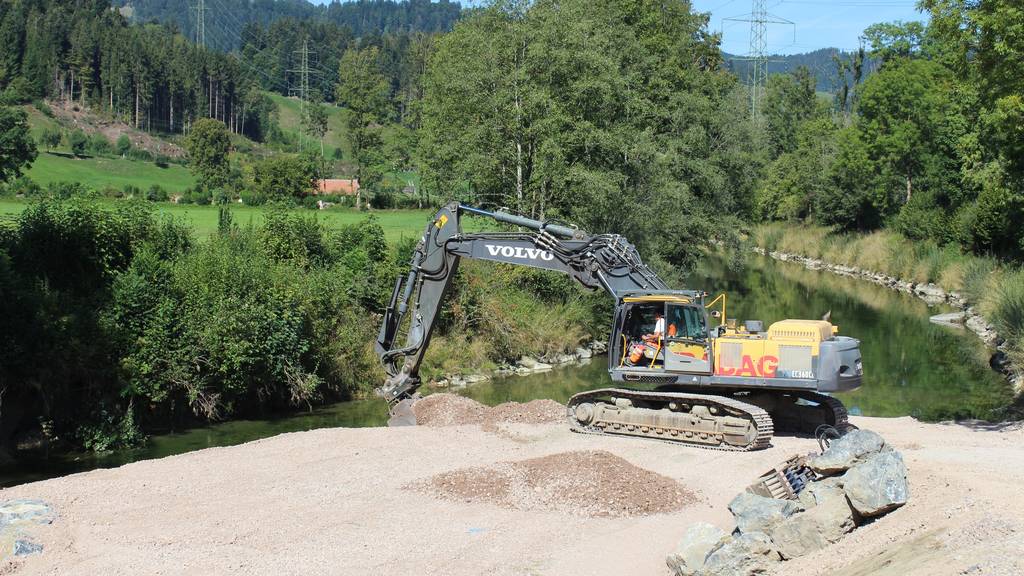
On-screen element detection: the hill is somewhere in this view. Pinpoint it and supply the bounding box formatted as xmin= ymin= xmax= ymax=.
xmin=724 ymin=48 xmax=876 ymax=92
xmin=114 ymin=0 xmax=463 ymax=48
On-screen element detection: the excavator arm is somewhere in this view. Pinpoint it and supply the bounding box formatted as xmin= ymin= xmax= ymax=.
xmin=375 ymin=202 xmax=667 ymax=421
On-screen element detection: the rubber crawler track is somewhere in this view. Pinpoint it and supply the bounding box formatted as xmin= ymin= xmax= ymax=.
xmin=566 ymin=388 xmax=774 ymax=452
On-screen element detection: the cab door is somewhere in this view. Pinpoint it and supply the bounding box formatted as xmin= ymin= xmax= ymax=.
xmin=663 ymin=303 xmax=712 ymax=374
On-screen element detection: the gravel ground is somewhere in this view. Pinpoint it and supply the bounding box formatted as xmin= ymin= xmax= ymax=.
xmin=1 ymin=409 xmax=1022 ymax=575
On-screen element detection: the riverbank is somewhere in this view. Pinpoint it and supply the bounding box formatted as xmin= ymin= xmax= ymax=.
xmin=2 ymin=407 xmax=1022 ymax=575
xmin=751 ymin=224 xmax=1024 ymax=399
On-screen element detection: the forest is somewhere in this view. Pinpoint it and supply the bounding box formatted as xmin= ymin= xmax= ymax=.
xmin=0 ymin=0 xmax=1022 ymax=458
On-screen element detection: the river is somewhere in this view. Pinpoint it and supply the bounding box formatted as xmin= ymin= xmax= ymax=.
xmin=1 ymin=252 xmax=1011 ymax=487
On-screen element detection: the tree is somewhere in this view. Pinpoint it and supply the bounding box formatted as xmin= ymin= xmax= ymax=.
xmin=40 ymin=127 xmax=62 ymax=151
xmin=0 ymin=106 xmax=36 ymax=181
xmin=68 ymin=129 xmax=88 ymax=158
xmin=303 ymin=97 xmax=329 ymax=159
xmin=855 ymin=58 xmax=962 ymax=215
xmin=185 ymin=119 xmax=231 ymax=189
xmin=336 ymin=46 xmax=390 ymax=207
xmin=248 ymin=155 xmax=316 ymax=201
xmin=116 ymin=134 xmax=132 ymax=157
xmin=417 ymin=0 xmax=751 ymax=264
xmin=763 ymin=67 xmax=820 ymax=158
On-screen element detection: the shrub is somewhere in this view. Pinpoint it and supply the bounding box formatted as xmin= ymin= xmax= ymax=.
xmin=88 ymin=133 xmax=112 ymax=155
xmin=68 ymin=129 xmax=88 ymax=157
xmin=47 ymin=181 xmax=95 ymax=199
xmin=146 ymin=184 xmax=168 ymax=202
xmin=116 ymin=135 xmax=132 ymax=156
xmin=39 ymin=128 xmax=62 ymax=150
xmin=123 ymin=184 xmax=141 ymax=198
xmin=6 ymin=176 xmax=42 ymax=197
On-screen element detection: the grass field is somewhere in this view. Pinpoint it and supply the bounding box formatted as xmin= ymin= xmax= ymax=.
xmin=25 ymin=152 xmax=196 ymax=192
xmin=0 ymin=199 xmax=435 ymax=242
xmin=268 ymin=93 xmax=352 ymax=161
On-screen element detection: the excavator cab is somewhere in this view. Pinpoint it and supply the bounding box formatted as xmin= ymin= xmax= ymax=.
xmin=612 ymin=293 xmax=713 ymax=376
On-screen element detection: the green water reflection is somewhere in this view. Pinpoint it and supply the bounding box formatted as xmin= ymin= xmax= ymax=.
xmin=2 ymin=252 xmax=1010 ymax=487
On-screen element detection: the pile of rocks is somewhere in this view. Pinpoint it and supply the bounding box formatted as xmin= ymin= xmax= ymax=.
xmin=666 ymin=430 xmax=909 ymax=576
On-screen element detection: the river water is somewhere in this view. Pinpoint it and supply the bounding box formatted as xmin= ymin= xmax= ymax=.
xmin=1 ymin=253 xmax=1011 ymax=487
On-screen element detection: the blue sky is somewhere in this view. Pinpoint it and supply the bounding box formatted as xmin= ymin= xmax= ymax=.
xmin=691 ymin=0 xmax=927 ymax=55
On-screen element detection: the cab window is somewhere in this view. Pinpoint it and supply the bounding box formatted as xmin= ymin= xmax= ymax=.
xmin=667 ymin=304 xmax=706 ymax=341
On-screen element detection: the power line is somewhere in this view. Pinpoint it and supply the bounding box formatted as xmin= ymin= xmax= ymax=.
xmin=724 ymin=1 xmax=795 ymax=120
xmin=194 ymin=0 xmax=207 ymax=48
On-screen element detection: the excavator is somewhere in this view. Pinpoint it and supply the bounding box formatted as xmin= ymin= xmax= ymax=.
xmin=375 ymin=203 xmax=863 ymax=451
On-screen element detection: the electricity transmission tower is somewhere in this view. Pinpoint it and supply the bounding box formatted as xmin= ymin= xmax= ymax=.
xmin=724 ymin=0 xmax=795 ymax=120
xmin=194 ymin=0 xmax=207 ymax=48
xmin=289 ymin=38 xmax=319 ymax=151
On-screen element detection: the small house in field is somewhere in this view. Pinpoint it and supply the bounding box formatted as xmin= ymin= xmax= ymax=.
xmin=315 ymin=179 xmax=360 ymax=196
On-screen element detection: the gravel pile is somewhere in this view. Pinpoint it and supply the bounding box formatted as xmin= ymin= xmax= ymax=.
xmin=410 ymin=450 xmax=697 ymax=518
xmin=414 ymin=393 xmax=564 ymax=427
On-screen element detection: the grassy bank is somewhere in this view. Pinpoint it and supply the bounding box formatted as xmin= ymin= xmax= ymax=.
xmin=752 ymin=223 xmax=1024 ymax=380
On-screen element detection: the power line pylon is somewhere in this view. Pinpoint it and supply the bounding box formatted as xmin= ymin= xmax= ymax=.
xmin=194 ymin=0 xmax=207 ymax=48
xmin=724 ymin=1 xmax=794 ymax=121
xmin=289 ymin=38 xmax=319 ymax=151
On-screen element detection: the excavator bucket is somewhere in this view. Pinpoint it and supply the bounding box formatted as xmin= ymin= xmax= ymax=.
xmin=388 ymin=398 xmax=418 ymax=426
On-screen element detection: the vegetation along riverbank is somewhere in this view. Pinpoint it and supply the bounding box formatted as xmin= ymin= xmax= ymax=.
xmin=752 ymin=224 xmax=1024 ymax=399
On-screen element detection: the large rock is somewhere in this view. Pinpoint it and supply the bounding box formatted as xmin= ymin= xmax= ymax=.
xmin=796 ymin=477 xmax=844 ymax=510
xmin=701 ymin=532 xmax=781 ymax=576
xmin=517 ymin=356 xmax=552 ymax=371
xmin=807 ymin=429 xmax=887 ymax=474
xmin=728 ymin=492 xmax=801 ymax=535
xmin=842 ymin=450 xmax=909 ymax=517
xmin=575 ymin=347 xmax=593 ymax=359
xmin=769 ymin=483 xmax=856 ymax=559
xmin=666 ymin=522 xmax=728 ymax=576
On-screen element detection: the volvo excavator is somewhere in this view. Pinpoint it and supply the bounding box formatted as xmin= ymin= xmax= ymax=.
xmin=375 ymin=203 xmax=863 ymax=451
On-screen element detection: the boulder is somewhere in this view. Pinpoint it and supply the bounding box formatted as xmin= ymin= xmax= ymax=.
xmin=914 ymin=283 xmax=947 ymax=306
xmin=575 ymin=347 xmax=593 ymax=359
xmin=517 ymin=356 xmax=552 ymax=371
xmin=807 ymin=429 xmax=887 ymax=474
xmin=728 ymin=492 xmax=801 ymax=535
xmin=666 ymin=522 xmax=728 ymax=576
xmin=701 ymin=532 xmax=781 ymax=576
xmin=589 ymin=340 xmax=608 ymax=354
xmin=462 ymin=374 xmax=490 ymax=384
xmin=769 ymin=485 xmax=856 ymax=559
xmin=796 ymin=477 xmax=844 ymax=510
xmin=842 ymin=450 xmax=909 ymax=517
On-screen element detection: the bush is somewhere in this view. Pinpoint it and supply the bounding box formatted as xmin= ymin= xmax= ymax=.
xmin=39 ymin=128 xmax=62 ymax=150
xmin=239 ymin=189 xmax=265 ymax=206
xmin=123 ymin=184 xmax=141 ymax=199
xmin=47 ymin=181 xmax=95 ymax=199
xmin=146 ymin=184 xmax=168 ymax=202
xmin=68 ymin=130 xmax=88 ymax=157
xmin=88 ymin=133 xmax=112 ymax=155
xmin=116 ymin=135 xmax=132 ymax=157
xmin=4 ymin=176 xmax=42 ymax=197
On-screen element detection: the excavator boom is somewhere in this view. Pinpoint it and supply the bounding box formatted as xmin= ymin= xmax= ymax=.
xmin=375 ymin=202 xmax=666 ymax=410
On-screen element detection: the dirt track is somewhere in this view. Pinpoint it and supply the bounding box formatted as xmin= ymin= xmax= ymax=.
xmin=2 ymin=406 xmax=1022 ymax=575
